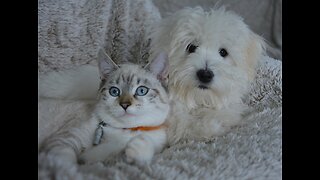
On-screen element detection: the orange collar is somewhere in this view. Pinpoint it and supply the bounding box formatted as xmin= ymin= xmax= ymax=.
xmin=94 ymin=121 xmax=167 ymax=146
xmin=98 ymin=121 xmax=167 ymax=132
xmin=124 ymin=124 xmax=167 ymax=131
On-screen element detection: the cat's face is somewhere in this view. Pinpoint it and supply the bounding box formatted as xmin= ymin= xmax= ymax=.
xmin=96 ymin=64 xmax=169 ymax=128
xmin=95 ymin=51 xmax=169 ymax=128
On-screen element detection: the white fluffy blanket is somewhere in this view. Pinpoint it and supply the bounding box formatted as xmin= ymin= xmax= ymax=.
xmin=38 ymin=0 xmax=282 ymax=179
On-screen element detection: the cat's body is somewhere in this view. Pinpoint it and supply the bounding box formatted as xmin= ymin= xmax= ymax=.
xmin=39 ymin=50 xmax=170 ymax=165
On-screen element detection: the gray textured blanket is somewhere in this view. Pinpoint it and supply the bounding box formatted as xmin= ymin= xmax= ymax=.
xmin=38 ymin=0 xmax=160 ymax=74
xmin=38 ymin=0 xmax=282 ymax=179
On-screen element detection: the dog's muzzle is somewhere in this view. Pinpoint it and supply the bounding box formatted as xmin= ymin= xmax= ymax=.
xmin=197 ymin=69 xmax=214 ymax=83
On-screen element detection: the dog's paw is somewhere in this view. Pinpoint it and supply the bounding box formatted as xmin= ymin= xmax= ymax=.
xmin=204 ymin=118 xmax=229 ymax=136
xmin=125 ymin=135 xmax=154 ymax=165
xmin=195 ymin=109 xmax=242 ymax=138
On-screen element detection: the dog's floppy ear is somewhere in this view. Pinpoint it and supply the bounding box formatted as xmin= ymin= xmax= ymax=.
xmin=145 ymin=52 xmax=169 ymax=82
xmin=97 ymin=49 xmax=119 ymax=80
xmin=245 ymin=32 xmax=266 ymax=80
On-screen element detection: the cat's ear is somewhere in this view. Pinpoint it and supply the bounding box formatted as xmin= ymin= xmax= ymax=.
xmin=98 ymin=49 xmax=119 ymax=79
xmin=145 ymin=52 xmax=169 ymax=82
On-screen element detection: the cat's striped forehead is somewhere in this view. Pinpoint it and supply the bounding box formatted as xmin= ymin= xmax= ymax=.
xmin=103 ymin=64 xmax=159 ymax=88
xmin=109 ymin=73 xmax=153 ymax=88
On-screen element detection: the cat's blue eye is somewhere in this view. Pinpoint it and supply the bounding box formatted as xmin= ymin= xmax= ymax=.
xmin=135 ymin=86 xmax=149 ymax=96
xmin=109 ymin=87 xmax=120 ymax=97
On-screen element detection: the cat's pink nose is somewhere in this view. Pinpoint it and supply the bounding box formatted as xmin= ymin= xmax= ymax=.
xmin=120 ymin=102 xmax=131 ymax=110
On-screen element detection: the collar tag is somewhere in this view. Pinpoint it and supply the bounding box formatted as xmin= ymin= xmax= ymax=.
xmin=93 ymin=121 xmax=106 ymax=145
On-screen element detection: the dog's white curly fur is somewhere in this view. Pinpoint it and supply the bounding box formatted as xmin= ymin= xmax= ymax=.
xmin=148 ymin=7 xmax=265 ymax=144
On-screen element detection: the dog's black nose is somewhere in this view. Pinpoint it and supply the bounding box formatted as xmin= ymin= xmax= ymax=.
xmin=196 ymin=69 xmax=214 ymax=83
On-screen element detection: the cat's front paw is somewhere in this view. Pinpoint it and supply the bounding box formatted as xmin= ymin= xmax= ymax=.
xmin=78 ymin=151 xmax=101 ymax=165
xmin=125 ymin=135 xmax=154 ymax=165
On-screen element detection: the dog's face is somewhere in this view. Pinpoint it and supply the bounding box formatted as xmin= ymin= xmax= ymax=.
xmin=150 ymin=7 xmax=265 ymax=109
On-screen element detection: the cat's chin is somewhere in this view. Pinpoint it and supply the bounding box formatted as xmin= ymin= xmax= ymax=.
xmin=121 ymin=112 xmax=137 ymax=118
xmin=116 ymin=113 xmax=139 ymax=123
xmin=115 ymin=114 xmax=142 ymax=127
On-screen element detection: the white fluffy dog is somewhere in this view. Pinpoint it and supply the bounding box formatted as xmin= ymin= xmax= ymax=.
xmin=148 ymin=7 xmax=265 ymax=144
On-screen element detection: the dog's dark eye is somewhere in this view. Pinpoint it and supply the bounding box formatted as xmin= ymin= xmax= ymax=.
xmin=186 ymin=43 xmax=198 ymax=53
xmin=219 ymin=48 xmax=228 ymax=57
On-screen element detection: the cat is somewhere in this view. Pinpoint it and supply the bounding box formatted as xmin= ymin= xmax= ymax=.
xmin=39 ymin=49 xmax=170 ymax=165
